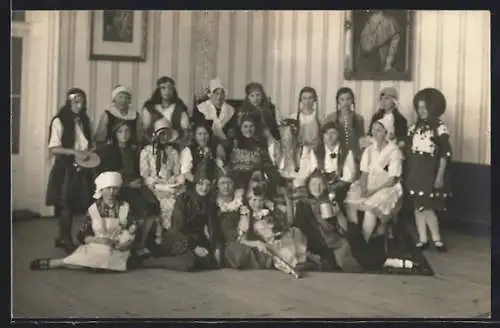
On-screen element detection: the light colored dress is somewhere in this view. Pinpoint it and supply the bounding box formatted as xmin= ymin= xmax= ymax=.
xmin=62 ymin=201 xmax=132 ymax=272
xmin=345 ymin=141 xmax=403 ymax=221
xmin=140 ymin=144 xmax=185 ymax=229
xmin=251 ymin=209 xmax=308 ymax=271
xmin=289 ymin=109 xmax=321 ymax=149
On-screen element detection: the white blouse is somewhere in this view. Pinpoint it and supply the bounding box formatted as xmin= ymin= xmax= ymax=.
xmin=48 ymin=117 xmax=89 ymax=151
xmin=295 ymin=144 xmax=357 ymax=186
xmin=361 ymin=142 xmax=402 ymax=177
xmin=140 ymin=104 xmax=190 ymax=131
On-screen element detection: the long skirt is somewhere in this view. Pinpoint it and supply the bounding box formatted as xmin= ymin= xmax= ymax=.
xmin=345 ymin=180 xmax=403 ymax=222
xmin=46 ymin=156 xmax=93 ymax=212
xmin=223 ymin=241 xmax=273 ymax=269
xmin=62 ymin=243 xmax=130 ymax=272
xmin=151 ymin=188 xmax=184 ymax=229
xmin=311 ymin=223 xmax=387 ymax=272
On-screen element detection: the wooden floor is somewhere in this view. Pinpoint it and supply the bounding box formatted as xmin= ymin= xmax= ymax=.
xmin=12 ymin=217 xmax=491 ymax=319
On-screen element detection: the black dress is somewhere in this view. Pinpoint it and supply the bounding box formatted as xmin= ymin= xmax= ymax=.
xmin=45 ymin=115 xmax=93 ymax=213
xmin=405 ymin=120 xmax=452 ymax=212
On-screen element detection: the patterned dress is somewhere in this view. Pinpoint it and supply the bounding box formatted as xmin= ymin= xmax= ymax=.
xmin=140 ymin=144 xmax=185 ymax=229
xmin=229 ymin=138 xmax=278 ymax=190
xmin=63 ymin=201 xmax=133 ymax=271
xmin=215 ymin=192 xmax=273 ymax=269
xmin=250 ymin=208 xmax=308 ymax=271
xmin=345 ymin=141 xmax=404 ymax=221
xmin=406 ymin=120 xmax=452 ymax=211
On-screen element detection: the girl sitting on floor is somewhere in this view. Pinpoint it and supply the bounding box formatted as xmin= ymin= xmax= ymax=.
xmin=96 ymin=120 xmax=161 ymax=256
xmin=30 ymin=171 xmax=136 ymax=272
xmin=239 ymin=186 xmax=308 ymax=278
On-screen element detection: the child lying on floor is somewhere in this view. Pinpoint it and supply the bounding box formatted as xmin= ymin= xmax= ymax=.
xmin=30 ymin=171 xmax=136 ymax=272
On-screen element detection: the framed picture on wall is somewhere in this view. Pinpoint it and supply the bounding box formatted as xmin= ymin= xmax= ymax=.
xmin=89 ymin=11 xmax=148 ymax=62
xmin=344 ymin=10 xmax=414 ymax=81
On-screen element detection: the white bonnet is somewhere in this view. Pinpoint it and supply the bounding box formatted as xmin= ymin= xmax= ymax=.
xmin=112 ymin=85 xmax=132 ymax=101
xmin=93 ymin=171 xmax=123 ymax=199
xmin=209 ymin=78 xmax=227 ymax=95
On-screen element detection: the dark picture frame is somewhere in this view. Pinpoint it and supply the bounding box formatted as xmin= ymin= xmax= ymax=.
xmin=89 ymin=11 xmax=148 ymax=62
xmin=344 ymin=10 xmax=414 ymax=81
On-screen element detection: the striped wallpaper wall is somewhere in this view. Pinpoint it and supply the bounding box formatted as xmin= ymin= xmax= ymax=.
xmin=57 ymin=10 xmax=490 ymax=165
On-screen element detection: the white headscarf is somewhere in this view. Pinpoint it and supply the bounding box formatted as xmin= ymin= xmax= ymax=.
xmin=112 ymin=85 xmax=132 ymax=101
xmin=209 ymin=78 xmax=227 ymax=95
xmin=93 ymin=171 xmax=123 ymax=199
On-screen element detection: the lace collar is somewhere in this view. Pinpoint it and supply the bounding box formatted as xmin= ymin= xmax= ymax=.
xmin=217 ymin=189 xmax=244 ymax=213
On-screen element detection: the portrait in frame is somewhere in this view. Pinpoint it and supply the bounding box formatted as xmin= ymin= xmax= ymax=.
xmin=89 ymin=11 xmax=148 ymax=62
xmin=344 ymin=10 xmax=414 ymax=81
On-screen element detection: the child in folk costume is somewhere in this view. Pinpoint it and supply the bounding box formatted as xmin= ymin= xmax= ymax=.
xmin=30 ymin=172 xmax=135 ymax=272
xmin=140 ymin=118 xmax=185 ymax=230
xmin=294 ymin=170 xmax=419 ymax=272
xmin=406 ymin=88 xmax=451 ymax=252
xmin=324 ymin=87 xmax=366 ymax=163
xmin=96 ymin=119 xmax=161 ymax=256
xmin=180 ymin=121 xmax=225 ymax=189
xmin=294 ymin=121 xmax=357 ymax=207
xmin=168 ymin=158 xmax=220 ymax=270
xmin=237 ymin=82 xmax=282 ymax=144
xmin=141 ymin=76 xmax=190 ymax=147
xmin=229 ymin=114 xmax=280 ymax=191
xmin=213 ymin=168 xmax=274 ymax=270
xmin=288 ymin=87 xmax=322 ymax=158
xmin=368 ymin=87 xmax=408 ymax=150
xmin=94 ymin=85 xmax=145 ymax=149
xmin=191 ymin=78 xmax=238 ymax=150
xmin=46 ymin=88 xmax=94 ymax=254
xmin=240 ymin=186 xmax=308 ymax=277
xmin=345 ymin=114 xmax=404 ymax=242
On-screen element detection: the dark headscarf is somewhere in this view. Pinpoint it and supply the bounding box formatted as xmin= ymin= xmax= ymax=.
xmin=48 ymin=88 xmax=92 ymax=149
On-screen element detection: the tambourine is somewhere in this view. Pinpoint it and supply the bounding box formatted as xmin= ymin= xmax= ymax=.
xmin=74 ymin=152 xmax=101 ymax=169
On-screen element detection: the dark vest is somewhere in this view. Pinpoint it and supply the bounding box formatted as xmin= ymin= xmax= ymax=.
xmin=313 ymin=144 xmax=347 ymax=179
xmin=49 ymin=113 xmax=92 ymax=150
xmin=144 ymin=102 xmax=187 ymax=137
xmin=188 ymin=144 xmax=217 ymax=175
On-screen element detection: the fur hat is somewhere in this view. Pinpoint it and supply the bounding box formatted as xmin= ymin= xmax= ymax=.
xmin=413 ymin=88 xmax=447 ymax=118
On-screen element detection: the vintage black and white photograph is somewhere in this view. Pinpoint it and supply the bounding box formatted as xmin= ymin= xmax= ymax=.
xmin=90 ymin=10 xmax=147 ymax=61
xmin=345 ymin=10 xmax=414 ymax=81
xmin=11 ymin=10 xmax=491 ymax=320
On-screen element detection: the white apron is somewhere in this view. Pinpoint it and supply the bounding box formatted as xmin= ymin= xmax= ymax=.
xmin=62 ymin=202 xmax=132 ymax=271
